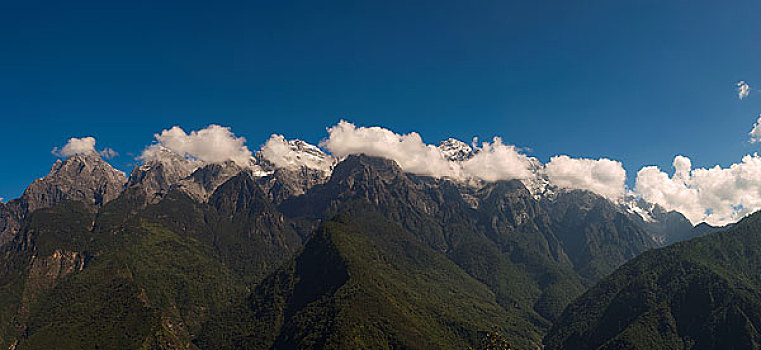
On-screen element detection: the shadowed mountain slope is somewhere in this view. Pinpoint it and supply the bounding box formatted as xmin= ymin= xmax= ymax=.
xmin=545 ymin=211 xmax=761 ymax=350
xmin=198 ymin=212 xmax=540 ymax=349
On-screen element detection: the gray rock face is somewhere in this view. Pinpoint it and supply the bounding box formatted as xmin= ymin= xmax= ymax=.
xmin=126 ymin=147 xmax=199 ymax=203
xmin=254 ymin=139 xmax=335 ymax=203
xmin=255 ymin=167 xmax=332 ymax=204
xmin=175 ymin=161 xmax=244 ymax=202
xmin=127 ymin=149 xmax=248 ymax=204
xmin=127 ymin=138 xmax=335 ymax=205
xmin=627 ymin=202 xmax=694 ymax=245
xmin=19 ymin=153 xmax=127 ymax=214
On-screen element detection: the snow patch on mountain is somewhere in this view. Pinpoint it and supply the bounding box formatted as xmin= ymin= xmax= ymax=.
xmin=260 ymin=135 xmax=336 ymax=174
xmin=622 ymin=196 xmax=656 ymax=223
xmin=438 ymin=138 xmax=474 ymax=162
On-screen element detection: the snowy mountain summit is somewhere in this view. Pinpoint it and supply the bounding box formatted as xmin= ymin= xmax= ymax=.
xmin=260 ymin=136 xmax=336 ymax=174
xmin=438 ymin=138 xmax=475 ymax=162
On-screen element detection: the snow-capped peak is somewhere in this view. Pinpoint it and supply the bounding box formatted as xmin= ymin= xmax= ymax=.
xmin=259 ymin=135 xmax=336 ymax=174
xmin=521 ymin=157 xmax=553 ymax=199
xmin=438 ymin=138 xmax=474 ymax=162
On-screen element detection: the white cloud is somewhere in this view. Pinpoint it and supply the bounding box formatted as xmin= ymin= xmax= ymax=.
xmin=462 ymin=137 xmax=533 ymax=181
xmin=52 ymin=137 xmax=97 ymax=157
xmin=635 ymin=154 xmax=761 ymax=226
xmin=320 ymin=121 xmax=637 ymax=201
xmin=261 ymin=134 xmax=335 ymax=172
xmin=320 ymin=120 xmax=534 ymax=181
xmin=141 ymin=125 xmax=253 ymax=166
xmin=321 ymin=121 xmax=463 ymax=178
xmin=738 ymin=81 xmax=750 ymax=100
xmin=545 ymin=155 xmax=627 ymax=200
xmin=749 ymin=115 xmax=761 ymax=143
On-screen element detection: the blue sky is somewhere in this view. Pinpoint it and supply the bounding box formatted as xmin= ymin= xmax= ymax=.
xmin=1 ymin=0 xmax=760 ymax=200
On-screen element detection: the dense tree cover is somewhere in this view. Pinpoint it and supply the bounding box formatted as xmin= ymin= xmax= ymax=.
xmin=545 ymin=211 xmax=761 ymax=350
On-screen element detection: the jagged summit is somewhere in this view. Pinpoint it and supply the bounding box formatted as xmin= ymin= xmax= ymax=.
xmin=125 ymin=139 xmax=335 ymax=204
xmin=0 ymin=153 xmax=126 ymax=244
xmin=252 ymin=137 xmax=337 ymax=202
xmin=127 ymin=146 xmax=200 ymax=203
xmin=20 ymin=152 xmax=127 ymax=214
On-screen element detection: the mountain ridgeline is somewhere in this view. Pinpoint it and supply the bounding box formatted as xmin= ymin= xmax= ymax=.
xmin=0 ymin=145 xmax=727 ymax=349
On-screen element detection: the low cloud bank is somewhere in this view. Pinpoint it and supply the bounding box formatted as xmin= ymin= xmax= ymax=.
xmin=320 ymin=120 xmax=535 ymax=181
xmin=321 ymin=120 xmax=623 ymax=199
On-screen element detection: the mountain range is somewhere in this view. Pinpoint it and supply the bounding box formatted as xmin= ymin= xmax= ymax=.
xmin=0 ymin=137 xmax=738 ymax=349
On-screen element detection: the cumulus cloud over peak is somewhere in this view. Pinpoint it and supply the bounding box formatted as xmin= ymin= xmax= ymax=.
xmin=461 ymin=138 xmax=533 ymax=181
xmin=320 ymin=120 xmax=535 ymax=181
xmin=321 ymin=121 xmax=463 ymax=177
xmin=261 ymin=134 xmax=335 ymax=172
xmin=320 ymin=121 xmax=632 ymax=199
xmin=545 ymin=155 xmax=627 ymax=200
xmin=738 ymin=81 xmax=750 ymax=100
xmin=635 ymin=154 xmax=761 ymax=226
xmin=52 ymin=137 xmax=98 ymax=157
xmin=141 ymin=125 xmax=253 ymax=166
